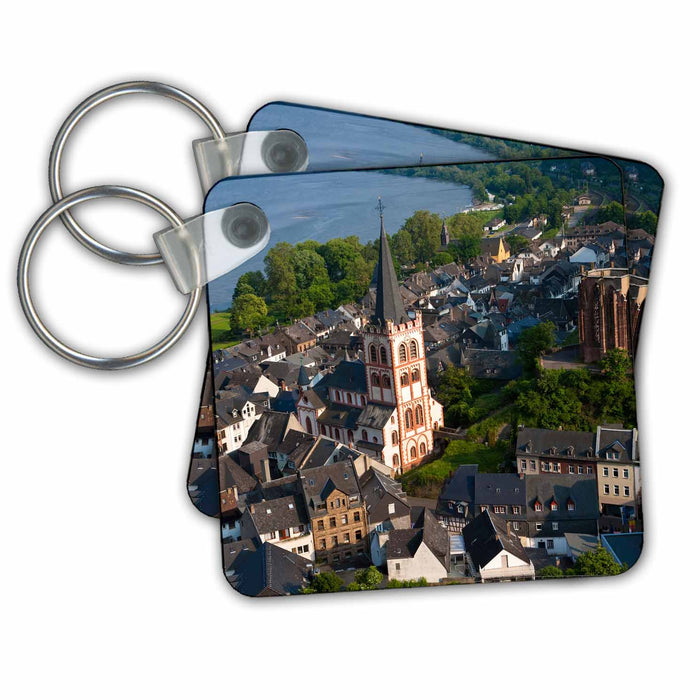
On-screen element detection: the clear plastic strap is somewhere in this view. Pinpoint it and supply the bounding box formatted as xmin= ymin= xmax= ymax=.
xmin=154 ymin=204 xmax=271 ymax=293
xmin=193 ymin=130 xmax=308 ymax=193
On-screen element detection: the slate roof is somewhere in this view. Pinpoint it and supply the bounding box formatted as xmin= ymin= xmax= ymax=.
xmin=317 ymin=403 xmax=363 ymax=430
xmin=317 ymin=359 xmax=367 ymax=393
xmin=219 ymin=453 xmax=259 ymax=494
xmin=247 ymin=493 xmax=308 ymax=534
xmin=373 ymin=216 xmax=409 ymax=325
xmin=595 ymin=426 xmax=637 ymax=462
xmin=357 ymin=402 xmax=395 ymax=430
xmin=462 ymin=510 xmax=532 ymax=569
xmin=474 ymin=473 xmax=527 ymax=507
xmin=359 ymin=467 xmax=410 ymax=508
xmin=299 ymin=461 xmax=361 ymax=514
xmin=438 ymin=465 xmax=478 ymax=504
xmin=228 ymin=542 xmax=312 ymax=597
xmin=516 ymin=427 xmax=596 ymax=459
xmin=526 ymin=474 xmax=599 ymax=521
xmin=244 ymin=411 xmax=301 ymax=452
xmin=386 ymin=509 xmax=449 ymax=569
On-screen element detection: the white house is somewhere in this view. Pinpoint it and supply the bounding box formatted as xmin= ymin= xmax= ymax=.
xmin=569 ymin=244 xmax=608 ymax=267
xmin=386 ymin=509 xmax=450 ymax=583
xmin=462 ymin=511 xmax=535 ymax=582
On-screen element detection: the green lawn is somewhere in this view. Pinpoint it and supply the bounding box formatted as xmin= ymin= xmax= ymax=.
xmin=401 ymin=439 xmax=511 ymax=496
xmin=210 ymin=312 xmax=237 ymax=351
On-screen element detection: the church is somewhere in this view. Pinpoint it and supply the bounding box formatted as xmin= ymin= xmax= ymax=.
xmin=296 ymin=213 xmax=444 ymax=475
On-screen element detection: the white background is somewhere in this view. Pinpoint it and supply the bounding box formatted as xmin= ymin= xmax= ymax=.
xmin=2 ymin=2 xmax=696 ymax=698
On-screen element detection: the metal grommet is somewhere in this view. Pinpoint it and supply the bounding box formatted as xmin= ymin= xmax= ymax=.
xmin=48 ymin=81 xmax=226 ymax=266
xmin=17 ymin=185 xmax=202 ymax=370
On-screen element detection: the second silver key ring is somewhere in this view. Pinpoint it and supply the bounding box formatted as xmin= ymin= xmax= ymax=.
xmin=48 ymin=80 xmax=227 ymax=267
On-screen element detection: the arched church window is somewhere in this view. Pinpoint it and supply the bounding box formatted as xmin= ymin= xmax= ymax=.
xmin=391 ymin=431 xmax=398 ymax=445
xmin=371 ymin=373 xmax=380 ymax=387
xmin=346 ymin=392 xmax=352 ymax=404
xmin=369 ymin=344 xmax=378 ymax=363
xmin=419 ymin=441 xmax=427 ymax=456
xmin=348 ymin=430 xmax=354 ymax=443
xmin=411 ymin=367 xmax=420 ymax=383
xmin=410 ymin=445 xmax=417 ymax=460
xmin=362 ymin=429 xmax=368 ymax=441
xmin=416 ymin=405 xmax=424 ymax=425
xmin=380 ymin=346 xmax=388 ymax=365
xmin=320 ymin=424 xmax=326 ymax=436
xmin=361 ymin=396 xmax=366 ymax=406
xmin=392 ymin=455 xmax=400 ymax=467
xmin=404 ymin=409 xmax=413 ymax=429
xmin=305 ymin=417 xmax=313 ymax=433
xmin=409 ymin=340 xmax=418 ymax=359
xmin=382 ymin=375 xmax=391 ymax=389
xmin=398 ymin=343 xmax=407 ymax=363
xmin=400 ymin=372 xmax=409 ymax=387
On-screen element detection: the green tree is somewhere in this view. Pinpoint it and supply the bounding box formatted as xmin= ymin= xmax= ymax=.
xmin=567 ymin=546 xmax=626 ymax=577
xmin=264 ymin=242 xmax=298 ymax=319
xmin=517 ymin=320 xmax=556 ymax=371
xmin=448 ymin=234 xmax=481 ymax=264
xmin=236 ymin=270 xmax=266 ymax=297
xmin=306 ymin=571 xmax=344 ymax=593
xmin=400 ymin=210 xmax=443 ymax=263
xmin=436 ymin=366 xmax=475 ymax=427
xmin=538 ymin=566 xmax=564 ymax=578
xmin=354 ymin=566 xmax=383 ymax=590
xmin=505 ymin=233 xmax=530 ymax=256
xmin=230 ymin=293 xmax=268 ymax=337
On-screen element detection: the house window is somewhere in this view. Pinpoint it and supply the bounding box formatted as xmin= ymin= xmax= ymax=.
xmin=578 ymin=466 xmax=584 ymax=475
xmin=552 ymin=522 xmax=559 ymax=531
xmin=546 ymin=539 xmax=554 ymax=549
xmin=604 ymin=484 xmax=610 ymax=495
xmin=530 ymin=460 xmax=536 ymax=471
xmin=494 ymin=506 xmax=506 ymax=514
xmin=569 ymin=465 xmax=575 ymax=474
xmin=623 ymin=468 xmax=630 ymax=479
xmin=614 ymin=485 xmax=620 ymax=496
xmin=320 ymin=539 xmax=326 ymax=549
xmin=457 ymin=505 xmax=464 ymax=514
xmin=613 ymin=468 xmax=619 ymax=478
xmin=344 ymin=533 xmax=350 ymax=543
xmin=395 ymin=563 xmax=401 ymax=571
xmin=512 ymin=506 xmax=521 ymax=515
xmin=603 ymin=467 xmax=609 ymax=477
xmin=329 ymin=517 xmax=336 ymax=527
xmin=536 ymin=523 xmax=543 ymax=531
xmin=567 ymin=502 xmax=575 ymax=512
xmin=535 ymin=502 xmax=542 ymax=512
xmin=520 ymin=460 xmax=527 ymax=471
xmin=331 ymin=536 xmax=338 ymax=546
xmin=480 ymin=506 xmax=487 ymax=512
xmin=512 ymin=522 xmax=519 ymax=530
xmin=317 ymin=520 xmax=325 ymax=531
xmin=551 ymin=502 xmax=558 ymax=511
xmin=341 ymin=515 xmax=348 ymax=525
xmin=354 ymin=511 xmax=361 ymax=523
xmin=355 ymin=530 xmax=362 ymax=541
xmin=624 ymin=486 xmax=630 ymax=497
xmin=388 ymin=503 xmax=395 ymax=515
xmin=587 ymin=466 xmax=593 ymax=475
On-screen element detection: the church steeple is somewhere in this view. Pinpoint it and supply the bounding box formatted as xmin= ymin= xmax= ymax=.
xmin=373 ymin=199 xmax=409 ymax=326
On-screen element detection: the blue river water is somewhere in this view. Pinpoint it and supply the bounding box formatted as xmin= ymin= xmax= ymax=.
xmin=206 ymin=170 xmax=476 ymax=311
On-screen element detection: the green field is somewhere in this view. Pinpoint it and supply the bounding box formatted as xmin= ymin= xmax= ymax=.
xmin=210 ymin=312 xmax=236 ymax=351
xmin=401 ymin=439 xmax=511 ymax=497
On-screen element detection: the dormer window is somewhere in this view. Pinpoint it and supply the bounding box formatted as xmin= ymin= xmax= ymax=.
xmin=550 ymin=500 xmax=558 ymax=511
xmin=566 ymin=446 xmax=575 ymax=456
xmin=524 ymin=441 xmax=533 ymax=454
xmin=567 ymin=499 xmax=575 ymax=512
xmin=534 ymin=500 xmax=542 ymax=512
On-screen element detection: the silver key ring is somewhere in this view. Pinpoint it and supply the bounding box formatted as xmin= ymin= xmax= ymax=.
xmin=17 ymin=185 xmax=202 ymax=370
xmin=48 ymin=81 xmax=226 ymax=266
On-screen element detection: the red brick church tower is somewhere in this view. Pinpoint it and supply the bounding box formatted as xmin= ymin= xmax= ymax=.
xmin=361 ymin=205 xmax=444 ymax=473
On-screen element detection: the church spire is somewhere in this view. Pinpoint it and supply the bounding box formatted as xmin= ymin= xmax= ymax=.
xmin=373 ymin=198 xmax=409 ymax=326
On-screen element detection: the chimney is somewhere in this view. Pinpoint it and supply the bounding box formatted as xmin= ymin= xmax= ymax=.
xmin=280 ymin=379 xmax=287 ymax=391
xmin=262 ymin=458 xmax=272 ymax=484
xmin=506 ymin=521 xmax=511 ymax=537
